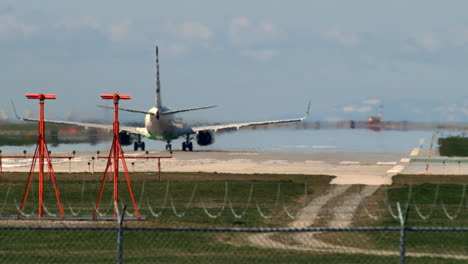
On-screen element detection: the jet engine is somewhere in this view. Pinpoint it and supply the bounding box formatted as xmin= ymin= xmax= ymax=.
xmin=196 ymin=130 xmax=215 ymax=146
xmin=119 ymin=131 xmax=133 ymax=146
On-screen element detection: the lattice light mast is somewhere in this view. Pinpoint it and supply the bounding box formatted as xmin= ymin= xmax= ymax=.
xmin=93 ymin=93 xmax=140 ymax=219
xmin=19 ymin=94 xmax=65 ymax=218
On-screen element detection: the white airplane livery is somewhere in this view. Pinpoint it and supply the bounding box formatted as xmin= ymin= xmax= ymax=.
xmin=17 ymin=46 xmax=310 ymax=152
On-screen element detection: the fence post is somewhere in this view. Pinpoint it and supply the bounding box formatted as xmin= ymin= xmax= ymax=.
xmin=117 ymin=203 xmax=127 ymax=264
xmin=397 ymin=202 xmax=410 ymax=264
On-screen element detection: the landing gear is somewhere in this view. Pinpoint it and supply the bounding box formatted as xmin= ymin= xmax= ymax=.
xmin=133 ymin=135 xmax=145 ymax=151
xmin=165 ymin=141 xmax=172 ymax=153
xmin=182 ymin=142 xmax=193 ymax=151
xmin=182 ymin=134 xmax=193 ymax=152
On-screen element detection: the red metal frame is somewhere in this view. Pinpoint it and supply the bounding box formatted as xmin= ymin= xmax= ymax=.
xmin=18 ymin=94 xmax=65 ymax=218
xmin=0 ymin=155 xmax=74 ymax=178
xmin=97 ymin=154 xmax=172 ymax=181
xmin=93 ymin=93 xmax=140 ymax=219
xmin=1 ymin=155 xmax=74 ymax=158
xmin=126 ymin=156 xmax=172 ymax=181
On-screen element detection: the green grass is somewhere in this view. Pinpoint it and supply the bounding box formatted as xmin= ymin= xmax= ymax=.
xmin=438 ymin=136 xmax=468 ymax=157
xmin=0 ymin=228 xmax=465 ymax=263
xmin=0 ymin=172 xmax=332 ymax=227
xmin=0 ymin=229 xmax=404 ymax=263
xmin=314 ymin=174 xmax=468 ymax=261
xmin=1 ymin=172 xmax=467 ymax=263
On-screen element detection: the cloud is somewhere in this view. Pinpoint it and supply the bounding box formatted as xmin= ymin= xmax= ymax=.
xmin=55 ymin=16 xmax=133 ymax=43
xmin=167 ymin=21 xmax=213 ymax=41
xmin=343 ymin=106 xmax=355 ymax=113
xmin=325 ymin=25 xmax=359 ymax=47
xmin=0 ymin=14 xmax=39 ymax=39
xmin=228 ymin=16 xmax=279 ymax=46
xmin=363 ymin=99 xmax=381 ymax=105
xmin=357 ymin=106 xmax=372 ymax=113
xmin=413 ymin=108 xmax=424 ymax=114
xmin=106 ymin=18 xmax=132 ymax=42
xmin=342 ymin=105 xmax=372 ymax=113
xmin=167 ymin=43 xmax=189 ymax=56
xmin=55 ymin=16 xmax=100 ymax=31
xmin=240 ymin=49 xmax=276 ymax=61
xmin=448 ymin=104 xmax=457 ymax=112
xmin=229 ymin=16 xmax=249 ymax=41
xmin=448 ymin=28 xmax=468 ymax=47
xmin=432 ymin=104 xmax=468 ymax=116
xmin=411 ymin=32 xmax=440 ymax=52
xmin=436 ymin=104 xmax=468 ymax=115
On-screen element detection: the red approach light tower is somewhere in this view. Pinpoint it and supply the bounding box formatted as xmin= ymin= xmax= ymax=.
xmin=93 ymin=93 xmax=140 ymax=219
xmin=19 ymin=94 xmax=65 ymax=218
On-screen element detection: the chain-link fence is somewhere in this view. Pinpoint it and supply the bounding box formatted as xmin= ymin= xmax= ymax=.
xmin=0 ymin=175 xmax=467 ymax=263
xmin=0 ymin=224 xmax=467 ymax=263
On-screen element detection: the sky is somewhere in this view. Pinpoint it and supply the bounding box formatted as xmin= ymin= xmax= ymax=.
xmin=2 ymin=1 xmax=468 ymax=123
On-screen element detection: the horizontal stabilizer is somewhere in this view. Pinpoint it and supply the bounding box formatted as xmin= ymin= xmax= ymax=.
xmin=160 ymin=105 xmax=217 ymax=115
xmin=97 ymin=105 xmax=217 ymax=116
xmin=97 ymin=105 xmax=154 ymax=115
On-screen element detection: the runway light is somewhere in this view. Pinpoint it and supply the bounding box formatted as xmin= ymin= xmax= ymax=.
xmin=100 ymin=94 xmax=131 ymax=100
xmin=25 ymin=94 xmax=56 ymax=100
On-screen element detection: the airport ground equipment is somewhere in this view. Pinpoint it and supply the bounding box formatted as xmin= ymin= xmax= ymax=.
xmin=126 ymin=153 xmax=172 ymax=181
xmin=0 ymin=150 xmax=75 ymax=177
xmin=18 ymin=94 xmax=65 ymax=218
xmin=97 ymin=151 xmax=172 ymax=181
xmin=93 ymin=93 xmax=140 ymax=219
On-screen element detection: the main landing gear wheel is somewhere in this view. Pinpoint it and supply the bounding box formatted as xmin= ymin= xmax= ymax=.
xmin=182 ymin=134 xmax=194 ymax=152
xmin=166 ymin=141 xmax=172 ymax=153
xmin=134 ymin=141 xmax=145 ymax=151
xmin=182 ymin=142 xmax=193 ymax=151
xmin=133 ymin=135 xmax=145 ymax=151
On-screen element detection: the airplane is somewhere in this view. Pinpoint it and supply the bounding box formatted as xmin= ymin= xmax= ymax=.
xmin=14 ymin=46 xmax=310 ymax=152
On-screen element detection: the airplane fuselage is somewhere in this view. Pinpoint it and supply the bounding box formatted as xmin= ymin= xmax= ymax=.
xmin=144 ymin=107 xmax=181 ymax=142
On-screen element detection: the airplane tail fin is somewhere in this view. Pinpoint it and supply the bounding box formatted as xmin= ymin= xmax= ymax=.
xmin=155 ymin=45 xmax=162 ymax=108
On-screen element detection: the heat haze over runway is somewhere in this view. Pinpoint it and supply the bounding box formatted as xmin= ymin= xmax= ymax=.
xmin=0 ymin=148 xmax=445 ymax=185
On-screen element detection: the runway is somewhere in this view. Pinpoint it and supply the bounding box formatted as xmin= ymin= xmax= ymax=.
xmin=1 ymin=150 xmax=409 ymax=185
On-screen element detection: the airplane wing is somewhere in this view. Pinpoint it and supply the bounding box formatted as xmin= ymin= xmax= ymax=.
xmin=97 ymin=105 xmax=217 ymax=116
xmin=12 ymin=97 xmax=147 ymax=135
xmin=16 ymin=117 xmax=148 ymax=136
xmin=191 ymin=102 xmax=310 ymax=133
